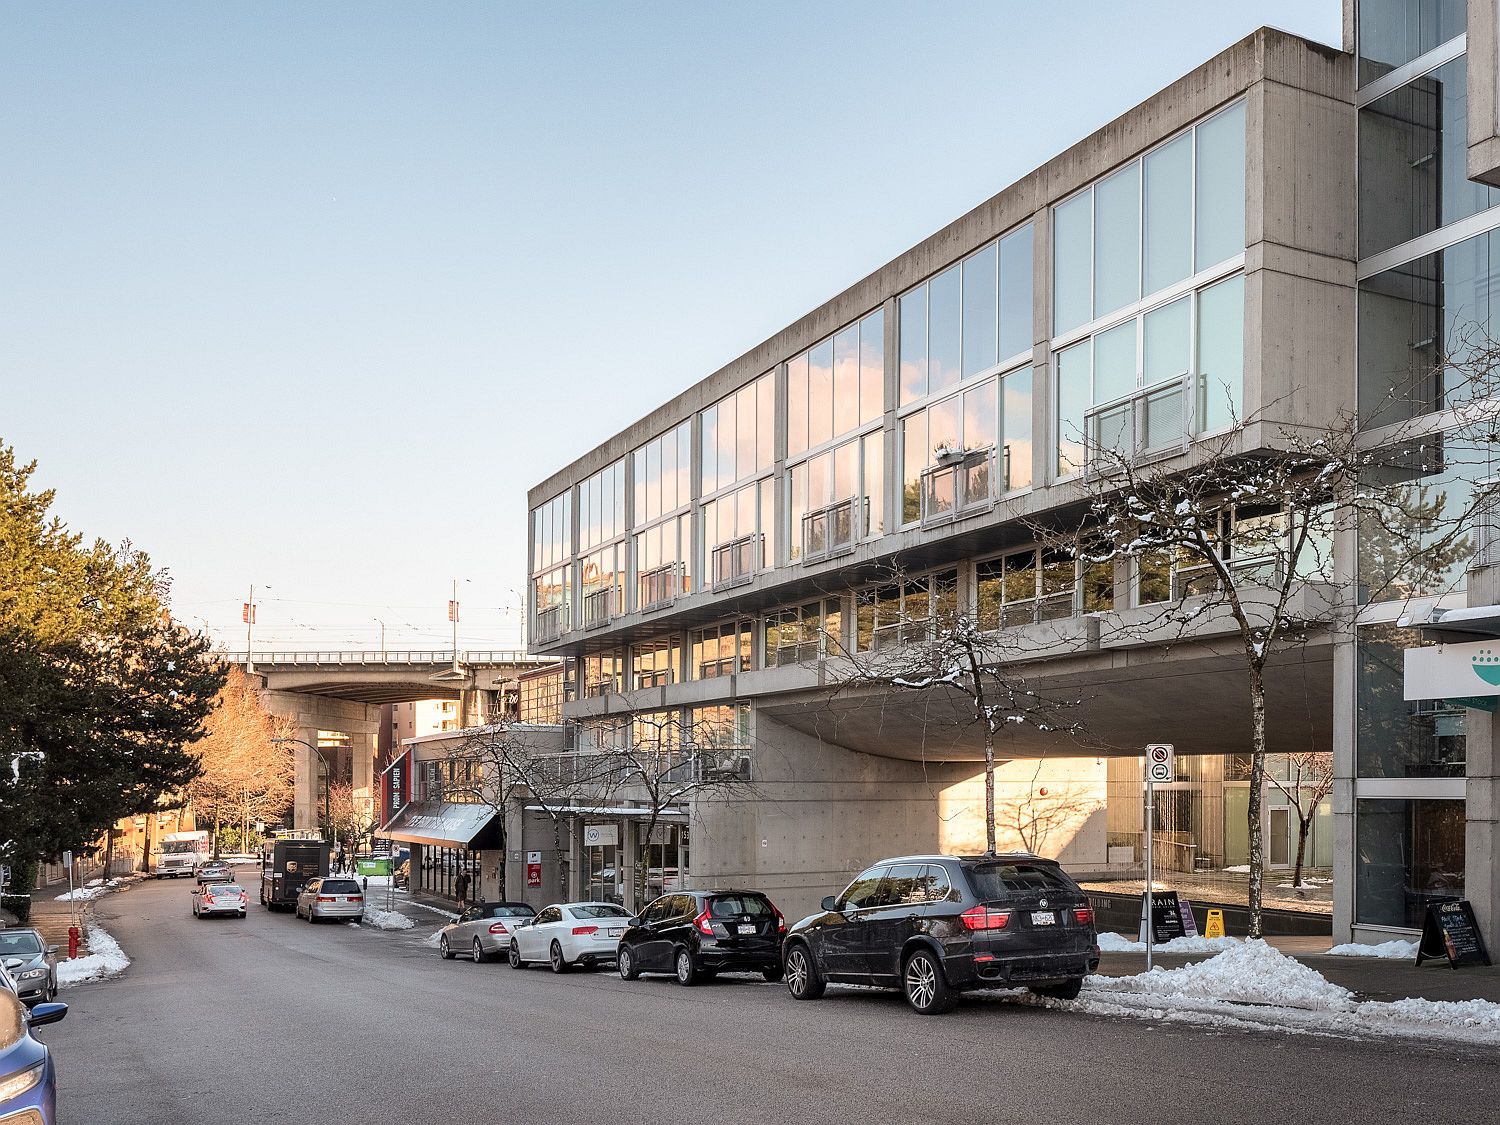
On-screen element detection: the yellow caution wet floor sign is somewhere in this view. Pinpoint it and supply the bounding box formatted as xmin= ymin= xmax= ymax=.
xmin=1205 ymin=908 xmax=1225 ymax=939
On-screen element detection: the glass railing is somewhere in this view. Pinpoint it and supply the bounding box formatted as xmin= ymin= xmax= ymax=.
xmin=711 ymin=533 xmax=762 ymax=590
xmin=920 ymin=447 xmax=994 ymax=526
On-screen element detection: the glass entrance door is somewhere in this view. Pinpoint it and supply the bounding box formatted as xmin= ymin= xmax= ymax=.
xmin=586 ymin=842 xmax=621 ymax=904
xmin=1268 ymin=808 xmax=1290 ymax=867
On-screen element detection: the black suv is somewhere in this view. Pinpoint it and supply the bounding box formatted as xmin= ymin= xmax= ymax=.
xmin=617 ymin=890 xmax=785 ymax=985
xmin=782 ymin=854 xmax=1099 ymax=1014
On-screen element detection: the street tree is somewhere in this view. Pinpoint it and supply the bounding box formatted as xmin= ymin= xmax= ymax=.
xmin=0 ymin=441 xmax=226 ymax=920
xmin=325 ymin=780 xmax=378 ymax=858
xmin=1240 ymin=752 xmax=1335 ymax=895
xmin=187 ymin=666 xmax=295 ymax=856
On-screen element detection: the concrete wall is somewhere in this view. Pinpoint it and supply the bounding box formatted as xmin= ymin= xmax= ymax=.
xmin=260 ymin=688 xmax=382 ymax=833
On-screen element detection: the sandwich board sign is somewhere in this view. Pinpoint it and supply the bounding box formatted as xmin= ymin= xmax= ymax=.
xmin=1416 ymin=900 xmax=1490 ymax=968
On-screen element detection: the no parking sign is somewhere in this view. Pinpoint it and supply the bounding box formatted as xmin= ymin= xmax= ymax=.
xmin=1145 ymin=743 xmax=1175 ymax=784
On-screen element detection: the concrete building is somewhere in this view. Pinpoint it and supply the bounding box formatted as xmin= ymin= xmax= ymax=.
xmin=520 ymin=0 xmax=1500 ymax=941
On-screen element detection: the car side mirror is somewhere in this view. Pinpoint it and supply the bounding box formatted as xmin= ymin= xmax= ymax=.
xmin=45 ymin=945 xmax=58 ymax=955
xmin=627 ymin=917 xmax=641 ymax=928
xmin=28 ymin=1002 xmax=67 ymax=1028
xmin=821 ymin=896 xmax=840 ymax=912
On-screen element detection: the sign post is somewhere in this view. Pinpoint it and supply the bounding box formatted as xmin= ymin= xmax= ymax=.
xmin=1141 ymin=743 xmax=1175 ymax=971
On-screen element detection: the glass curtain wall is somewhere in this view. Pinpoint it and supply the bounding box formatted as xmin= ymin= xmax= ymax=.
xmin=631 ymin=422 xmax=693 ymax=610
xmin=700 ymin=374 xmax=775 ymax=586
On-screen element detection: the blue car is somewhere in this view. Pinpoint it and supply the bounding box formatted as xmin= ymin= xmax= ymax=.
xmin=0 ymin=981 xmax=67 ymax=1124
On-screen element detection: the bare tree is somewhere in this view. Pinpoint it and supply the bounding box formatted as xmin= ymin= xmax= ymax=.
xmin=1032 ymin=346 xmax=1497 ymax=936
xmin=1233 ymin=752 xmax=1334 ymax=895
xmin=325 ymin=780 xmax=377 ymax=858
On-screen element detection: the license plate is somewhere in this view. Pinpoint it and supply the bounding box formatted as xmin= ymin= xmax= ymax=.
xmin=1031 ymin=911 xmax=1055 ymax=926
xmin=607 ymin=928 xmax=622 ymax=937
xmin=737 ymin=923 xmax=757 ymax=935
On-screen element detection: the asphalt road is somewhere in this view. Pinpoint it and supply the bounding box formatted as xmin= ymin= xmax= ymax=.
xmin=42 ymin=876 xmax=1500 ymax=1125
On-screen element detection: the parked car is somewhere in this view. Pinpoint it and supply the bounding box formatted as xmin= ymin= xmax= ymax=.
xmin=617 ymin=890 xmax=784 ymax=985
xmin=782 ymin=854 xmax=1099 ymax=1015
xmin=0 ymin=987 xmax=66 ymax=1124
xmin=192 ymin=882 xmax=248 ymax=919
xmin=508 ymin=902 xmax=631 ymax=972
xmin=294 ymin=877 xmax=365 ymax=923
xmin=437 ymin=902 xmax=537 ymax=963
xmin=0 ymin=931 xmax=58 ymax=1007
xmin=194 ymin=861 xmax=234 ymax=885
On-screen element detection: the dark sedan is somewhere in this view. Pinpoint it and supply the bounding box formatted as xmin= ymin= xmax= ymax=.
xmin=0 ymin=930 xmax=57 ymax=1007
xmin=782 ymin=854 xmax=1099 ymax=1014
xmin=617 ymin=890 xmax=784 ymax=985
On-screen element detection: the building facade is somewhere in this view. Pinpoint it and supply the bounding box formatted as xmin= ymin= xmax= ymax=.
xmin=524 ymin=1 xmax=1500 ymax=937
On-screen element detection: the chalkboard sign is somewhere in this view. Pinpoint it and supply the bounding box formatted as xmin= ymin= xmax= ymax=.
xmin=1138 ymin=891 xmax=1199 ymax=944
xmin=1416 ymin=900 xmax=1490 ymax=969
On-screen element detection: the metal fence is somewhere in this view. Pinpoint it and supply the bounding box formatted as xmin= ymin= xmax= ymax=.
xmin=222 ymin=650 xmax=547 ymax=666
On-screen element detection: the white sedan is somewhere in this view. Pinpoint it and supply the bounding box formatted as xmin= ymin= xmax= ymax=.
xmin=507 ymin=901 xmax=632 ymax=973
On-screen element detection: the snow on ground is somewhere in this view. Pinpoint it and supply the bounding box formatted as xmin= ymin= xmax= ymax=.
xmin=1097 ymin=932 xmax=1243 ymax=955
xmin=1325 ymin=939 xmax=1418 ymax=959
xmin=1221 ymin=865 xmax=1250 ymax=873
xmin=360 ymin=906 xmax=414 ymax=931
xmin=53 ymin=884 xmax=107 ymax=902
xmin=1092 ymin=939 xmax=1352 ymax=1008
xmin=1276 ymin=882 xmax=1321 ymax=891
xmin=401 ymin=898 xmax=458 ymax=921
xmin=56 ymin=921 xmax=129 ymax=987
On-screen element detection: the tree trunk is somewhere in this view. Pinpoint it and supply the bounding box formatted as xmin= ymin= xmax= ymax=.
xmin=102 ymin=830 xmax=115 ymax=882
xmin=1246 ymin=665 xmax=1267 ymax=939
xmin=984 ymin=730 xmax=996 ymax=857
xmin=497 ymin=816 xmax=508 ymax=901
xmin=1292 ymin=813 xmax=1312 ymax=894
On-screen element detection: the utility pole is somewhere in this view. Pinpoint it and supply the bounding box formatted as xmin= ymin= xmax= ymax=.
xmin=245 ymin=583 xmax=256 ymax=674
xmin=375 ymin=618 xmax=386 ymax=658
xmin=449 ymin=578 xmax=460 ymax=671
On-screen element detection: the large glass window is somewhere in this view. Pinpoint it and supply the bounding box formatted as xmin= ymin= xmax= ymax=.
xmin=1357 ymin=0 xmax=1464 ymax=86
xmin=632 ymin=422 xmax=692 ymax=527
xmin=531 ymin=491 xmax=571 ymax=572
xmin=1360 ymin=57 xmax=1499 ymax=260
xmin=787 ymin=310 xmax=884 ymax=457
xmin=632 ymin=639 xmax=680 ymax=690
xmin=579 ymin=543 xmax=625 ymax=627
xmin=1053 ymin=104 xmax=1245 ymax=337
xmin=690 ymin=621 xmax=752 ymax=680
xmin=790 ymin=436 xmax=877 ymax=560
xmin=854 ymin=570 xmax=957 ymax=652
xmin=702 ymin=478 xmax=774 ymax=587
xmin=901 ymin=225 xmax=1032 ymax=405
xmin=701 ymin=373 xmax=775 ymax=496
xmin=763 ymin=599 xmax=843 ymax=666
xmin=577 ymin=460 xmax=626 ymax=554
xmin=1358 ymin=231 xmax=1499 ymax=427
xmin=1356 ymin=624 xmax=1466 ymax=779
xmin=1355 ymin=798 xmax=1465 ymax=927
xmin=975 ymin=549 xmax=1081 ymax=629
xmin=633 ymin=513 xmax=692 ymax=610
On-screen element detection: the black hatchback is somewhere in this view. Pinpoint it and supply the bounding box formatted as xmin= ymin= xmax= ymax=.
xmin=617 ymin=890 xmax=785 ymax=985
xmin=782 ymin=854 xmax=1099 ymax=1014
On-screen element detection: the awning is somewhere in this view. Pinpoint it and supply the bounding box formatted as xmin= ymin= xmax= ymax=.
xmin=1399 ymin=604 xmax=1500 ymax=640
xmin=377 ymin=801 xmax=504 ymax=849
xmin=524 ymin=804 xmax=688 ymax=821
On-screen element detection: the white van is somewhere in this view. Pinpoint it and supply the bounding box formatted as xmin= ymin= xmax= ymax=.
xmin=155 ymin=831 xmax=210 ymax=878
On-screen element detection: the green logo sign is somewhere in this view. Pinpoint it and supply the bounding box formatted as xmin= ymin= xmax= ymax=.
xmin=1473 ymin=648 xmax=1500 ymax=686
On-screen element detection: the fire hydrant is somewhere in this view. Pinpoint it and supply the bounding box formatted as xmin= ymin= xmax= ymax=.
xmin=67 ymin=925 xmax=80 ymax=960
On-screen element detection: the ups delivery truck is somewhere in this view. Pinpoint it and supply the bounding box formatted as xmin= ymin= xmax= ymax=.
xmin=260 ymin=837 xmax=332 ymax=911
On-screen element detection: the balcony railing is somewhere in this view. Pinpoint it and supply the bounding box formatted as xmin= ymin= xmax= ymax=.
xmin=534 ymin=605 xmax=566 ymax=644
xmin=521 ymin=746 xmax=752 ymax=792
xmin=582 ymin=587 xmax=615 ymax=629
xmin=1084 ymin=374 xmax=1191 ymax=471
xmin=711 ymin=533 xmax=762 ymax=591
xmin=988 ymin=591 xmax=1076 ymax=630
xmin=584 ymin=676 xmax=617 ymax=698
xmin=1173 ymin=554 xmax=1288 ymax=600
xmin=637 ymin=562 xmax=681 ymax=612
xmin=920 ymin=447 xmax=994 ymax=527
xmin=697 ymin=655 xmax=746 ymax=679
xmin=869 ymin=619 xmax=932 ymax=652
xmin=801 ymin=497 xmax=861 ymax=563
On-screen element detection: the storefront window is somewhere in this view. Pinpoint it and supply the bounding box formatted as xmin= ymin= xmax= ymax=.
xmin=416 ymin=844 xmax=482 ymax=903
xmin=1356 ymin=624 xmax=1466 ymax=779
xmin=1355 ymin=798 xmax=1465 ymax=928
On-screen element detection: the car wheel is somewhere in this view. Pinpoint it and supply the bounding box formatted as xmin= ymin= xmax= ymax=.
xmin=673 ymin=948 xmax=698 ymax=986
xmin=473 ymin=938 xmax=487 ymax=965
xmin=508 ymin=941 xmax=524 ymax=969
xmin=617 ymin=945 xmax=640 ymax=981
xmin=903 ymin=949 xmax=957 ymax=1015
xmin=784 ymin=944 xmax=824 ymax=1000
xmin=1029 ymin=978 xmax=1083 ymax=1001
xmin=762 ymin=963 xmax=784 ymax=983
xmin=549 ymin=941 xmax=570 ymax=974
xmin=439 ymin=935 xmax=454 ymax=960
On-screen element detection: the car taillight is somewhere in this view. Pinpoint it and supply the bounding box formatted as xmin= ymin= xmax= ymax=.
xmin=317 ymin=896 xmax=335 ymax=902
xmin=773 ymin=907 xmax=786 ymax=935
xmin=1074 ymin=907 xmax=1094 ymax=926
xmin=572 ymin=925 xmax=598 ymax=936
xmin=489 ymin=922 xmax=508 ymax=934
xmin=202 ymin=894 xmax=214 ymax=904
xmin=959 ymin=905 xmax=1011 ymax=931
xmin=239 ymin=894 xmax=247 ymax=903
xmin=693 ymin=910 xmax=715 ymax=936
xmin=349 ymin=896 xmax=363 ymax=903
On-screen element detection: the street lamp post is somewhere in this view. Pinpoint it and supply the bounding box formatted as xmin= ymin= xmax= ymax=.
xmin=271 ymin=736 xmax=333 ymax=845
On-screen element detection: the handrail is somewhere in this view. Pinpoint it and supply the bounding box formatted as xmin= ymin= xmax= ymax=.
xmin=222 ymin=650 xmax=550 ymax=667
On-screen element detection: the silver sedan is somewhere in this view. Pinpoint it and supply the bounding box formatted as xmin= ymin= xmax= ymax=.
xmin=438 ymin=902 xmax=537 ymax=963
xmin=294 ymin=877 xmax=365 ymax=923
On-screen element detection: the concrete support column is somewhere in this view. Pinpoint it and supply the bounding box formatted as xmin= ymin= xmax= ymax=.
xmin=622 ymin=820 xmax=639 ymax=912
xmin=293 ymin=727 xmax=320 ymax=833
xmin=1467 ymin=707 xmax=1500 ymax=943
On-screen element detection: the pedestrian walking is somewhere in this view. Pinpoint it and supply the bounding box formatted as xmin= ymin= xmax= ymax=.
xmin=455 ymin=870 xmax=470 ymax=908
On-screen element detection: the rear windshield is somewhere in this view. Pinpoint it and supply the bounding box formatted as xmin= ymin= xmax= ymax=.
xmin=206 ymin=885 xmax=243 ymax=896
xmin=708 ymin=895 xmax=771 ymax=918
xmin=966 ymin=863 xmax=1076 ymax=900
xmin=321 ymin=880 xmax=362 ymax=894
xmin=488 ymin=905 xmax=535 ymax=918
xmin=572 ymin=904 xmax=630 ymax=920
xmin=0 ymin=933 xmax=42 ymax=957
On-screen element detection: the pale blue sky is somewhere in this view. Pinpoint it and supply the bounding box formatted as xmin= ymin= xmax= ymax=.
xmin=0 ymin=2 xmax=1342 ymax=652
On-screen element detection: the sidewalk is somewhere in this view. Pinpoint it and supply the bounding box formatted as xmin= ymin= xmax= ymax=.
xmin=1095 ymin=934 xmax=1500 ymax=1006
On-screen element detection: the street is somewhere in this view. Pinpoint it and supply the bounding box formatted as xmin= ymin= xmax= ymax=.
xmin=42 ymin=878 xmax=1500 ymax=1125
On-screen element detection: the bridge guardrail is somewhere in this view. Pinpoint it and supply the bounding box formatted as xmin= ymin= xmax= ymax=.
xmin=222 ymin=650 xmax=552 ymax=667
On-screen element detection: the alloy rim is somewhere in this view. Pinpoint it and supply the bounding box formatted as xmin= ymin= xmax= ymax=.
xmin=474 ymin=940 xmax=483 ymax=963
xmin=677 ymin=953 xmax=691 ymax=981
xmin=787 ymin=950 xmax=807 ymax=993
xmin=906 ymin=956 xmax=936 ymax=1009
xmin=619 ymin=950 xmax=631 ymax=976
xmin=510 ymin=944 xmax=520 ymax=966
xmin=440 ymin=938 xmax=449 ymax=957
xmin=553 ymin=946 xmax=563 ymax=969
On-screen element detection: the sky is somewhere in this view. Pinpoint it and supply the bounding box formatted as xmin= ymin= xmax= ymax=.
xmin=0 ymin=2 xmax=1343 ymax=654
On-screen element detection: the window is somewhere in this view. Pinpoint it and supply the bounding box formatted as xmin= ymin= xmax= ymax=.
xmin=1360 ymin=57 xmax=1498 ymax=260
xmin=901 ymin=372 xmax=1032 ymax=525
xmin=582 ymin=652 xmax=623 ymax=697
xmin=763 ymin=598 xmax=843 ymax=666
xmin=1053 ymin=103 xmax=1244 ymax=337
xmin=634 ymin=513 xmax=692 ymax=610
xmin=1355 ymin=798 xmax=1464 ymax=928
xmin=884 ymin=864 xmax=928 ymax=906
xmin=577 ymin=459 xmax=626 ymax=553
xmin=532 ymin=564 xmax=571 ymax=643
xmin=789 ymin=436 xmax=878 ymax=560
xmin=689 ymin=703 xmax=750 ymax=749
xmin=1358 ymin=0 xmax=1464 ymax=86
xmin=855 ymin=570 xmax=957 ymax=652
xmin=1356 ymin=624 xmax=1465 ymax=779
xmin=787 ymin=310 xmax=884 ymax=458
xmin=701 ymin=373 xmax=775 ymax=496
xmin=901 ymin=225 xmax=1032 ymax=404
xmin=840 ymin=867 xmax=889 ymax=910
xmin=976 ymin=550 xmax=1078 ymax=629
xmin=632 ymin=638 xmax=680 ymax=690
xmin=580 ymin=542 xmax=625 ymax=627
xmin=519 ymin=667 xmax=566 ymax=725
xmin=691 ymin=621 xmax=751 ymax=680
xmin=531 ymin=491 xmax=571 ymax=572
xmin=632 ymin=422 xmax=692 ymax=527
xmin=535 ymin=906 xmax=563 ymax=925
xmin=702 ymin=479 xmax=772 ymax=588
xmin=915 ymin=864 xmax=954 ymax=902
xmin=966 ymin=861 xmax=1076 ymax=899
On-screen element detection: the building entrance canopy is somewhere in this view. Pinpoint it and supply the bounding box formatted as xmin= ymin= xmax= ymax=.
xmin=378 ymin=801 xmax=504 ymax=850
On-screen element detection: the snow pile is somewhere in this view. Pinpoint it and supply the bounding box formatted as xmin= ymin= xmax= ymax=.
xmin=1326 ymin=939 xmax=1418 ymax=959
xmin=1097 ymin=932 xmax=1242 ymax=954
xmin=361 ymin=906 xmax=414 ymax=931
xmin=56 ymin=922 xmax=129 ymax=987
xmin=1091 ymin=939 xmax=1353 ymax=1009
xmin=1352 ymin=996 xmax=1500 ymax=1038
xmin=53 ymin=884 xmax=106 ymax=902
